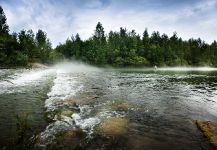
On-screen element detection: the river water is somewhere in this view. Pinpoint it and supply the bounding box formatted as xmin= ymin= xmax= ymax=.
xmin=0 ymin=64 xmax=217 ymax=150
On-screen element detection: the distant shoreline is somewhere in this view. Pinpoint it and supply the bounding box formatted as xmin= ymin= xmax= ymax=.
xmin=1 ymin=63 xmax=217 ymax=71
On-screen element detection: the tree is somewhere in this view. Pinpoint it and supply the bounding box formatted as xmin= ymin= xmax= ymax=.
xmin=0 ymin=6 xmax=9 ymax=35
xmin=94 ymin=22 xmax=106 ymax=44
xmin=93 ymin=22 xmax=106 ymax=64
xmin=35 ymin=29 xmax=51 ymax=63
xmin=18 ymin=30 xmax=36 ymax=58
xmin=36 ymin=29 xmax=47 ymax=47
xmin=75 ymin=33 xmax=81 ymax=59
xmin=0 ymin=6 xmax=13 ymax=66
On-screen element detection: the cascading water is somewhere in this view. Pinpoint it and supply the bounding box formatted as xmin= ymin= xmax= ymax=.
xmin=36 ymin=62 xmax=128 ymax=148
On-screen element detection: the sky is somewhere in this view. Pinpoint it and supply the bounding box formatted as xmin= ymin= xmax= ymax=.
xmin=1 ymin=0 xmax=217 ymax=47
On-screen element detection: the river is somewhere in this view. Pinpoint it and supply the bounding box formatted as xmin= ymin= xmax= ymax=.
xmin=0 ymin=64 xmax=217 ymax=150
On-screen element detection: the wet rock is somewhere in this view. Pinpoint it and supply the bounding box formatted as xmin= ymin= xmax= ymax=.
xmin=196 ymin=120 xmax=217 ymax=149
xmin=63 ymin=99 xmax=80 ymax=107
xmin=91 ymin=87 xmax=100 ymax=90
xmin=96 ymin=117 xmax=128 ymax=136
xmin=63 ymin=94 xmax=98 ymax=106
xmin=53 ymin=110 xmax=74 ymax=121
xmin=84 ymin=134 xmax=128 ymax=150
xmin=60 ymin=110 xmax=73 ymax=118
xmin=88 ymin=117 xmax=129 ymax=149
xmin=110 ymin=100 xmax=130 ymax=111
xmin=36 ymin=120 xmax=73 ymax=148
xmin=61 ymin=129 xmax=85 ymax=145
xmin=46 ymin=129 xmax=86 ymax=149
xmin=46 ymin=108 xmax=78 ymax=121
xmin=87 ymin=95 xmax=100 ymax=99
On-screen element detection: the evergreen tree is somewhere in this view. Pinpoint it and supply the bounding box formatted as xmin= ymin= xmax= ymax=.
xmin=0 ymin=6 xmax=9 ymax=35
xmin=75 ymin=33 xmax=81 ymax=59
xmin=35 ymin=29 xmax=51 ymax=63
xmin=93 ymin=22 xmax=106 ymax=64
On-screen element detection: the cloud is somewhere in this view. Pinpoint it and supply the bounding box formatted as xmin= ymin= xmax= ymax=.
xmin=1 ymin=0 xmax=217 ymax=47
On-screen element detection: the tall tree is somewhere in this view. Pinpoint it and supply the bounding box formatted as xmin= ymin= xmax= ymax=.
xmin=93 ymin=22 xmax=106 ymax=64
xmin=0 ymin=6 xmax=9 ymax=35
xmin=75 ymin=33 xmax=81 ymax=59
xmin=94 ymin=22 xmax=106 ymax=44
xmin=35 ymin=29 xmax=51 ymax=63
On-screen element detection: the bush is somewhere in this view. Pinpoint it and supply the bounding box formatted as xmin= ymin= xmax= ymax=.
xmin=49 ymin=50 xmax=64 ymax=63
xmin=115 ymin=57 xmax=124 ymax=66
xmin=15 ymin=51 xmax=29 ymax=66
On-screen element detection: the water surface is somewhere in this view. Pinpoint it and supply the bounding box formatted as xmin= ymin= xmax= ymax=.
xmin=0 ymin=66 xmax=217 ymax=149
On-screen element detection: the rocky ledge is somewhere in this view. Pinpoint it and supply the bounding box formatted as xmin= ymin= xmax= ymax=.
xmin=196 ymin=120 xmax=217 ymax=149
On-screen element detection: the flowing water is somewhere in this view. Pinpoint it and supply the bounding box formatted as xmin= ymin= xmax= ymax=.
xmin=0 ymin=64 xmax=217 ymax=150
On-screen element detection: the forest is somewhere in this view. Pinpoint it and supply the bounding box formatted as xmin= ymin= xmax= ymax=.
xmin=1 ymin=5 xmax=217 ymax=67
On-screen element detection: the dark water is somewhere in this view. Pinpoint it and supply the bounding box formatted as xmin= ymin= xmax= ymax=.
xmin=0 ymin=69 xmax=55 ymax=147
xmin=0 ymin=66 xmax=217 ymax=150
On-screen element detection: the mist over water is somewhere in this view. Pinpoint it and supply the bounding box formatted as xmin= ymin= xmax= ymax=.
xmin=54 ymin=61 xmax=101 ymax=73
xmin=158 ymin=67 xmax=217 ymax=71
xmin=0 ymin=63 xmax=217 ymax=149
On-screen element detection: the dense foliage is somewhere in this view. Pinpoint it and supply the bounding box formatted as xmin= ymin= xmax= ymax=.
xmin=1 ymin=6 xmax=217 ymax=67
xmin=54 ymin=22 xmax=217 ymax=67
xmin=0 ymin=6 xmax=52 ymax=67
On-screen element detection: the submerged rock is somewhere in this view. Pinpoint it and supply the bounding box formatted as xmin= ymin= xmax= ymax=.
xmin=46 ymin=106 xmax=80 ymax=121
xmin=109 ymin=100 xmax=130 ymax=111
xmin=60 ymin=110 xmax=73 ymax=118
xmin=96 ymin=117 xmax=128 ymax=136
xmin=60 ymin=129 xmax=86 ymax=145
xmin=40 ymin=128 xmax=86 ymax=149
xmin=63 ymin=98 xmax=81 ymax=107
xmin=196 ymin=120 xmax=217 ymax=149
xmin=36 ymin=120 xmax=73 ymax=148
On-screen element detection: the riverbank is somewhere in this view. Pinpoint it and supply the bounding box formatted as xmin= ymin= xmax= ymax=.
xmin=0 ymin=63 xmax=50 ymax=69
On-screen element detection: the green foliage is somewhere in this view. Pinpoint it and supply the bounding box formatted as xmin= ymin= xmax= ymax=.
xmin=0 ymin=5 xmax=217 ymax=67
xmin=53 ymin=22 xmax=217 ymax=67
xmin=9 ymin=51 xmax=28 ymax=66
xmin=52 ymin=22 xmax=217 ymax=67
xmin=0 ymin=6 xmax=52 ymax=67
xmin=0 ymin=6 xmax=9 ymax=34
xmin=35 ymin=29 xmax=52 ymax=63
xmin=49 ymin=49 xmax=64 ymax=63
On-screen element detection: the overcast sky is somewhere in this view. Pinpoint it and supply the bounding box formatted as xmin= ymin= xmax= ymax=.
xmin=1 ymin=0 xmax=217 ymax=47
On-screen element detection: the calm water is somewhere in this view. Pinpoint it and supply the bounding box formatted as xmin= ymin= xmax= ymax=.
xmin=0 ymin=65 xmax=217 ymax=150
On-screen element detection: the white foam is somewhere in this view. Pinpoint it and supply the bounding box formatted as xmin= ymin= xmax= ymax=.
xmin=72 ymin=113 xmax=100 ymax=130
xmin=0 ymin=69 xmax=55 ymax=94
xmin=11 ymin=69 xmax=54 ymax=85
xmin=44 ymin=70 xmax=83 ymax=111
xmin=38 ymin=102 xmax=127 ymax=147
xmin=38 ymin=119 xmax=73 ymax=147
xmin=47 ymin=75 xmax=82 ymax=99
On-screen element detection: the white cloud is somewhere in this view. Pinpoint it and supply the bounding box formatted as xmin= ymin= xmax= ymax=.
xmin=84 ymin=0 xmax=104 ymax=9
xmin=1 ymin=0 xmax=217 ymax=47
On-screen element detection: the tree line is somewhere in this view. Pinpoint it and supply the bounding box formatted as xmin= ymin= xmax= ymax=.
xmin=0 ymin=6 xmax=52 ymax=67
xmin=1 ymin=5 xmax=217 ymax=67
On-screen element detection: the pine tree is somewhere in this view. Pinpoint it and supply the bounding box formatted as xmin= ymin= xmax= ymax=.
xmin=0 ymin=6 xmax=9 ymax=35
